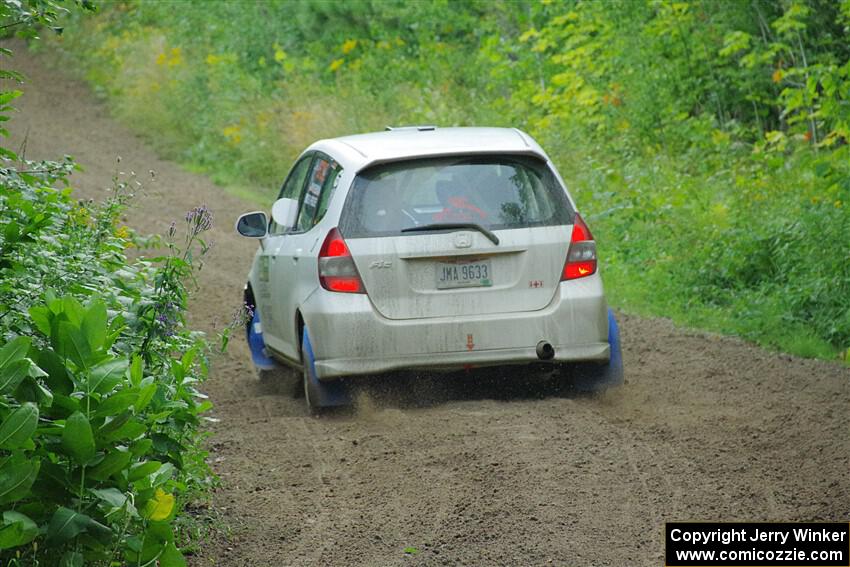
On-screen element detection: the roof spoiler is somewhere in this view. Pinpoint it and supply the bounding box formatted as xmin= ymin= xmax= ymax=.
xmin=384 ymin=125 xmax=437 ymax=132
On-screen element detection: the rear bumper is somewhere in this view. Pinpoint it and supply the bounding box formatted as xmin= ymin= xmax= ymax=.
xmin=317 ymin=343 xmax=609 ymax=377
xmin=301 ymin=273 xmax=609 ymax=379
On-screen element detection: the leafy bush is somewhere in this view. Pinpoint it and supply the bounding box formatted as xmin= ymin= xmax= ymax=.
xmin=0 ymin=157 xmax=215 ymax=565
xmin=0 ymin=2 xmax=216 ymax=563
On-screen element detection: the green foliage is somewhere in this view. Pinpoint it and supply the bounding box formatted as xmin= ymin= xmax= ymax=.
xmin=0 ymin=4 xmax=218 ymax=563
xmin=0 ymin=161 xmax=215 ymax=565
xmin=51 ymin=0 xmax=850 ymax=358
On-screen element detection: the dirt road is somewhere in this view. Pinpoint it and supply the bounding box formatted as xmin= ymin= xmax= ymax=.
xmin=8 ymin=44 xmax=850 ymax=566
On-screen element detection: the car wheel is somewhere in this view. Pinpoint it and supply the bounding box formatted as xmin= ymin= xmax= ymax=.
xmin=566 ymin=308 xmax=624 ymax=392
xmin=301 ymin=327 xmax=352 ymax=411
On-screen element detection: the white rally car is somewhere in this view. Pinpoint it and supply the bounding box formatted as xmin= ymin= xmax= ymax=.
xmin=236 ymin=127 xmax=623 ymax=409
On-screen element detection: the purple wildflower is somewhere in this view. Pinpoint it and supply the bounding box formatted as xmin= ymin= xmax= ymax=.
xmin=186 ymin=204 xmax=213 ymax=235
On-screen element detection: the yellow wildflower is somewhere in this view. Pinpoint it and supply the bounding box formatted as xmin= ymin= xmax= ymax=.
xmin=329 ymin=58 xmax=345 ymax=72
xmin=144 ymin=489 xmax=175 ymax=521
xmin=168 ymin=47 xmax=182 ymax=67
xmin=341 ymin=39 xmax=358 ymax=54
xmin=222 ymin=124 xmax=243 ymax=145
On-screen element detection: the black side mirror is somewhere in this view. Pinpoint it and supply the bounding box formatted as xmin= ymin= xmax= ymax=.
xmin=235 ymin=211 xmax=268 ymax=238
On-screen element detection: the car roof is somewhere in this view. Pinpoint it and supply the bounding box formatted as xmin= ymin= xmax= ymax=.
xmin=308 ymin=127 xmax=549 ymax=172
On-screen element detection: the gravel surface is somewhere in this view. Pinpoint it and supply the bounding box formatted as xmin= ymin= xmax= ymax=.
xmin=7 ymin=42 xmax=849 ymax=567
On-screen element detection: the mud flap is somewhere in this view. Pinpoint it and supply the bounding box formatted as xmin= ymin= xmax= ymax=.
xmin=247 ymin=311 xmax=279 ymax=371
xmin=570 ymin=308 xmax=624 ymax=391
xmin=302 ymin=328 xmax=352 ymax=408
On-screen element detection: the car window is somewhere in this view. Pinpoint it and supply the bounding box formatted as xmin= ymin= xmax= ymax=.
xmin=314 ymin=162 xmax=342 ymax=226
xmin=269 ymin=155 xmax=313 ymax=235
xmin=295 ymin=156 xmax=341 ymax=232
xmin=339 ymin=155 xmax=573 ymax=237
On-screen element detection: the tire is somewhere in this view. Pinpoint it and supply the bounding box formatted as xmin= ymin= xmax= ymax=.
xmin=566 ymin=308 xmax=625 ymax=392
xmin=301 ymin=327 xmax=352 ymax=411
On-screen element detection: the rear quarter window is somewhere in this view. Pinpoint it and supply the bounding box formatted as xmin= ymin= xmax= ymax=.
xmin=339 ymin=155 xmax=573 ymax=238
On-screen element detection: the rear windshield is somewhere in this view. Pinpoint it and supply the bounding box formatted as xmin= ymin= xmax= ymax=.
xmin=339 ymin=155 xmax=573 ymax=238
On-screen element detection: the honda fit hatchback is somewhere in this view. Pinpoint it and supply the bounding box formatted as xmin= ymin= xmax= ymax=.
xmin=236 ymin=127 xmax=623 ymax=409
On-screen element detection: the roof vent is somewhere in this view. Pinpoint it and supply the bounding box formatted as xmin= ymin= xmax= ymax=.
xmin=384 ymin=125 xmax=437 ymax=132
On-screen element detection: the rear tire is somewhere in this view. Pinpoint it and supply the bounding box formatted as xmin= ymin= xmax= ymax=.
xmin=565 ymin=309 xmax=624 ymax=392
xmin=301 ymin=327 xmax=352 ymax=411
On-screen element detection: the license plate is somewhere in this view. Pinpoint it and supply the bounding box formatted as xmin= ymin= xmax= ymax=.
xmin=436 ymin=259 xmax=493 ymax=289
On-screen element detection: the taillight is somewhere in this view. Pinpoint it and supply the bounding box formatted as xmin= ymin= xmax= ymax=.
xmin=318 ymin=228 xmax=366 ymax=293
xmin=562 ymin=214 xmax=597 ymax=281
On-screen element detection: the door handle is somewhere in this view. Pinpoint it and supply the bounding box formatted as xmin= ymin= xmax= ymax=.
xmin=293 ymin=248 xmax=303 ymax=263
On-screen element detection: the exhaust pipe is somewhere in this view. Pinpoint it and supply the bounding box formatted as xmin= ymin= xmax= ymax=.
xmin=536 ymin=341 xmax=555 ymax=361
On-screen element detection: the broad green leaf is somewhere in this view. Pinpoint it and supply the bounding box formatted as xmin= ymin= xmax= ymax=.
xmin=0 ymin=403 xmax=38 ymax=449
xmin=51 ymin=393 xmax=80 ymax=414
xmin=159 ymin=542 xmax=187 ymax=567
xmin=150 ymin=462 xmax=176 ymax=487
xmin=37 ymin=349 xmax=73 ymax=396
xmin=0 ymin=337 xmax=30 ymax=369
xmin=59 ymin=551 xmax=83 ymax=567
xmin=130 ymin=354 xmax=143 ymax=386
xmin=170 ymin=359 xmax=185 ymax=383
xmin=181 ymin=347 xmax=197 ymax=370
xmin=81 ymin=300 xmax=107 ymax=352
xmin=3 ymin=221 xmax=20 ymax=244
xmin=27 ymin=379 xmax=53 ymax=408
xmin=130 ymin=438 xmax=153 ymax=457
xmin=0 ymin=454 xmax=39 ymax=504
xmin=92 ymin=487 xmax=137 ymax=517
xmin=134 ymin=383 xmax=157 ymax=412
xmin=88 ymin=358 xmax=128 ymax=394
xmin=0 ymin=359 xmax=31 ymax=394
xmin=62 ymin=411 xmax=95 ymax=464
xmin=101 ymin=417 xmax=146 ymax=443
xmin=0 ymin=91 xmax=21 ymax=105
xmin=45 ymin=507 xmax=91 ymax=546
xmin=25 ymin=362 xmax=47 ymax=379
xmin=60 ymin=297 xmax=85 ymax=326
xmin=95 ymin=390 xmax=138 ymax=417
xmin=129 ymin=461 xmax=162 ymax=482
xmin=0 ymin=511 xmax=38 ymax=549
xmin=88 ymin=449 xmax=131 ymax=481
xmin=55 ymin=321 xmax=92 ymax=369
xmin=91 ymin=487 xmax=129 ymax=509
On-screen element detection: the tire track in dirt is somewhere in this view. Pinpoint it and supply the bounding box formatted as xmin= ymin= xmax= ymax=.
xmin=7 ymin=44 xmax=850 ymax=567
